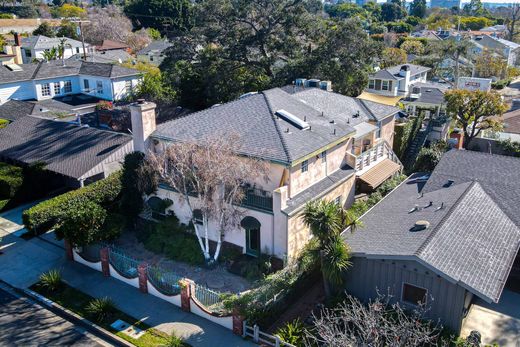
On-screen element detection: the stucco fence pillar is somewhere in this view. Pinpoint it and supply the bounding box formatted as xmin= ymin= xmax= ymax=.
xmin=179 ymin=279 xmax=191 ymax=312
xmin=64 ymin=239 xmax=74 ymax=261
xmin=232 ymin=309 xmax=245 ymax=336
xmin=138 ymin=262 xmax=148 ymax=294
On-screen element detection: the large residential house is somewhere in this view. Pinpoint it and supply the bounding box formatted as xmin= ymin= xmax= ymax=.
xmin=472 ymin=35 xmax=520 ymax=66
xmin=0 ymin=60 xmax=141 ymax=105
xmin=366 ymin=64 xmax=430 ymax=98
xmin=130 ymin=84 xmax=402 ymax=261
xmin=21 ymin=35 xmax=90 ymax=63
xmin=343 ymin=150 xmax=520 ymax=333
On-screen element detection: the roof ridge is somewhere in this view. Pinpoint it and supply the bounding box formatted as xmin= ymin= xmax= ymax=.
xmin=415 ymin=180 xmax=478 ymax=256
xmin=262 ymin=91 xmax=292 ymax=163
xmin=31 ymin=61 xmax=44 ymax=80
xmin=355 ymin=98 xmax=376 ymax=121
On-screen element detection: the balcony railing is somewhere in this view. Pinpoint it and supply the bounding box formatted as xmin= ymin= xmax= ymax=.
xmin=240 ymin=187 xmax=273 ymax=213
xmin=348 ymin=140 xmax=403 ymax=173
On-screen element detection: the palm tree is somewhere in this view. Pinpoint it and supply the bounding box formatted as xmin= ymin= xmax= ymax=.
xmin=302 ymin=200 xmax=361 ymax=296
xmin=42 ymin=47 xmax=57 ymax=62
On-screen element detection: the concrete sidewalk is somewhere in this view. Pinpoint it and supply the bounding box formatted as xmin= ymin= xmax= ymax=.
xmin=0 ymin=230 xmax=254 ymax=347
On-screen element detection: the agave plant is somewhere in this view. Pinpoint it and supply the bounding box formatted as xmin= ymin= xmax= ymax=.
xmin=86 ymin=297 xmax=116 ymax=323
xmin=162 ymin=334 xmax=184 ymax=347
xmin=38 ymin=269 xmax=62 ymax=292
xmin=276 ymin=318 xmax=306 ymax=347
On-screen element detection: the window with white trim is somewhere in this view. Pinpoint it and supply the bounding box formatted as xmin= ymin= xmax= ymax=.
xmin=301 ymin=160 xmax=308 ymax=173
xmin=334 ymin=196 xmax=341 ymax=205
xmin=41 ymin=83 xmax=51 ymax=97
xmin=64 ymin=80 xmax=72 ymax=93
xmin=125 ymin=80 xmax=132 ymax=94
xmin=96 ymin=81 xmax=103 ymax=94
xmin=53 ymin=82 xmax=61 ymax=95
xmin=83 ymin=79 xmax=89 ymax=91
xmin=402 ymin=283 xmax=427 ymax=306
xmin=368 ymin=79 xmax=375 ymax=89
xmin=382 ymin=80 xmax=389 ymax=91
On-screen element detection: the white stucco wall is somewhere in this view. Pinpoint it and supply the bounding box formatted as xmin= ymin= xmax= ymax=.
xmin=112 ymin=77 xmax=142 ymax=101
xmin=0 ymin=81 xmax=36 ymax=104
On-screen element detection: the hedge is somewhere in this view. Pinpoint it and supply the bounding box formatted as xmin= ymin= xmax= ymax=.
xmin=23 ymin=172 xmax=122 ymax=233
xmin=0 ymin=162 xmax=23 ymax=199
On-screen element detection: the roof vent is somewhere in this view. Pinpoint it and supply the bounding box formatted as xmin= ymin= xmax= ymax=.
xmin=275 ymin=109 xmax=310 ymax=130
xmin=411 ymin=220 xmax=430 ymax=231
xmin=443 ymin=179 xmax=454 ymax=188
xmin=353 ymin=111 xmax=360 ymax=118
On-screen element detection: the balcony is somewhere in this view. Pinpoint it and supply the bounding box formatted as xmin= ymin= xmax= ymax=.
xmin=347 ymin=140 xmax=402 ymax=174
xmin=240 ymin=186 xmax=273 ymax=213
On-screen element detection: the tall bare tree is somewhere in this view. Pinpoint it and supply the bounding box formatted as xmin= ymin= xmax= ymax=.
xmin=144 ymin=137 xmax=269 ymax=263
xmin=306 ymin=293 xmax=443 ymax=346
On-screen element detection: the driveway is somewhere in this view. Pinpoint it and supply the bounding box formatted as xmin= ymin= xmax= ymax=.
xmin=0 ymin=282 xmax=109 ymax=347
xmin=461 ymin=289 xmax=520 ymax=346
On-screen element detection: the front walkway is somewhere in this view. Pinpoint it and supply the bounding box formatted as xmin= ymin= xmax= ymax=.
xmin=461 ymin=289 xmax=520 ymax=346
xmin=0 ymin=205 xmax=255 ymax=347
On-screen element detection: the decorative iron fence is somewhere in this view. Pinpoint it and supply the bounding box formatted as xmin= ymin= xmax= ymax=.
xmin=108 ymin=246 xmax=140 ymax=278
xmin=192 ymin=283 xmax=225 ymax=312
xmin=147 ymin=265 xmax=182 ymax=296
xmin=78 ymin=244 xmax=102 ymax=262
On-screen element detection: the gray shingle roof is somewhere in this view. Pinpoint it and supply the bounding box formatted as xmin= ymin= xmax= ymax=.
xmin=0 ymin=61 xmax=140 ymax=85
xmin=21 ymin=35 xmax=87 ymax=50
xmin=344 ymin=150 xmax=520 ymax=304
xmin=0 ymin=116 xmax=131 ymax=179
xmin=68 ymin=50 xmax=132 ymax=64
xmin=0 ymin=100 xmax=35 ymax=121
xmin=284 ymin=165 xmax=355 ymax=215
xmin=154 ymin=87 xmax=399 ymax=164
xmin=370 ymin=64 xmax=431 ymax=80
xmin=137 ymin=40 xmax=172 ymax=55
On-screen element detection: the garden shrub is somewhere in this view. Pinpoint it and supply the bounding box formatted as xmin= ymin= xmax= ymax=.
xmin=86 ymin=297 xmax=117 ymax=323
xmin=38 ymin=269 xmax=62 ymax=292
xmin=276 ymin=319 xmax=306 ymax=347
xmin=0 ymin=118 xmax=9 ymax=129
xmin=142 ymin=216 xmax=205 ymax=265
xmin=0 ymin=162 xmax=23 ymax=199
xmin=54 ymin=200 xmax=108 ymax=246
xmin=413 ymin=140 xmax=448 ymax=172
xmin=23 ymin=172 xmax=122 ymax=233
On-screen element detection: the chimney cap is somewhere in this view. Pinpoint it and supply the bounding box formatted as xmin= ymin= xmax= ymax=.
xmin=137 ymin=98 xmax=146 ymax=104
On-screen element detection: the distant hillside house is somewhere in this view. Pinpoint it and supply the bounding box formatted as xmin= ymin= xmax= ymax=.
xmin=137 ymin=39 xmax=172 ymax=66
xmin=343 ymin=150 xmax=520 ymax=333
xmin=0 ymin=60 xmax=141 ymax=105
xmin=472 ymin=35 xmax=520 ymax=66
xmin=130 ymin=82 xmax=403 ymax=261
xmin=21 ymin=35 xmax=90 ymax=64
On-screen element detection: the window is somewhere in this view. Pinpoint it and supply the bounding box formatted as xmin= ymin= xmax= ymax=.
xmin=83 ymin=79 xmax=90 ymax=91
xmin=301 ymin=160 xmax=308 ymax=173
xmin=402 ymin=283 xmax=427 ymax=306
xmin=125 ymin=80 xmax=132 ymax=94
xmin=25 ymin=49 xmax=32 ymax=58
xmin=375 ymin=121 xmax=382 ymax=139
xmin=150 ymin=56 xmax=154 ymax=62
xmin=76 ymin=47 xmax=80 ymax=54
xmin=41 ymin=83 xmax=50 ymax=97
xmin=334 ymin=196 xmax=341 ymax=205
xmin=53 ymin=82 xmax=61 ymax=95
xmin=382 ymin=80 xmax=389 ymax=91
xmin=96 ymin=81 xmax=103 ymax=94
xmin=368 ymin=79 xmax=375 ymax=89
xmin=64 ymin=80 xmax=72 ymax=93
xmin=320 ymin=150 xmax=327 ymax=164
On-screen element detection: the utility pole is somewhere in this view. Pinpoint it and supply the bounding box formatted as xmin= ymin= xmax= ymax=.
xmin=69 ymin=18 xmax=91 ymax=61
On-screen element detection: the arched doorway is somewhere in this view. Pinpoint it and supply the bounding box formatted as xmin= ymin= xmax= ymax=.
xmin=241 ymin=216 xmax=261 ymax=257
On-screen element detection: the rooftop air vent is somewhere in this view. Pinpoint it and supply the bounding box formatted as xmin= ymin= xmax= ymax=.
xmin=443 ymin=179 xmax=454 ymax=188
xmin=275 ymin=109 xmax=310 ymax=130
xmin=411 ymin=220 xmax=430 ymax=232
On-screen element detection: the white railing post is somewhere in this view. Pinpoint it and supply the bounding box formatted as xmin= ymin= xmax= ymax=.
xmin=275 ymin=335 xmax=281 ymax=347
xmin=242 ymin=320 xmax=247 ymax=338
xmin=253 ymin=324 xmax=260 ymax=342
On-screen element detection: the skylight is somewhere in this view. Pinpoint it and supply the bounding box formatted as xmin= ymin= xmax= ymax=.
xmin=275 ymin=109 xmax=310 ymax=130
xmin=5 ymin=64 xmax=22 ymax=72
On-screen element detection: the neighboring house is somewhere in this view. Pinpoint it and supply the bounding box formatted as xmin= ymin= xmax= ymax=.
xmin=95 ymin=40 xmax=131 ymax=53
xmin=0 ymin=115 xmax=133 ymax=187
xmin=481 ymin=108 xmax=520 ymax=142
xmin=68 ymin=49 xmax=132 ymax=64
xmin=20 ymin=35 xmax=90 ymax=63
xmin=473 ymin=35 xmax=520 ymax=66
xmin=0 ymin=33 xmax=23 ymax=66
xmin=0 ymin=60 xmax=141 ymax=104
xmin=366 ymin=64 xmax=430 ymax=97
xmin=136 ymin=39 xmax=172 ymax=66
xmin=400 ymin=81 xmax=450 ymax=116
xmin=410 ymin=30 xmax=442 ymax=41
xmin=343 ymin=149 xmax=520 ymax=333
xmin=130 ymin=83 xmax=402 ymax=261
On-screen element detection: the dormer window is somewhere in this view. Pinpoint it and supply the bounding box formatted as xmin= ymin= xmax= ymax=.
xmin=382 ymin=80 xmax=389 ymax=91
xmin=368 ymin=79 xmax=375 ymax=89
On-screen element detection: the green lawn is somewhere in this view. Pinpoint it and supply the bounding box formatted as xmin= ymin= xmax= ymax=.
xmin=30 ymin=281 xmax=188 ymax=347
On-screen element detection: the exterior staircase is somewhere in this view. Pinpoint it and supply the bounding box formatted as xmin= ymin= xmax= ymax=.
xmin=403 ymin=121 xmax=433 ymax=171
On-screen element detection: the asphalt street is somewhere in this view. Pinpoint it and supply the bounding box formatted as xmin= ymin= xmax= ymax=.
xmin=0 ymin=284 xmax=112 ymax=347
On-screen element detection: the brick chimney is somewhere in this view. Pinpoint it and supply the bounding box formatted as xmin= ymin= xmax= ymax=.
xmin=130 ymin=99 xmax=156 ymax=153
xmin=14 ymin=33 xmax=22 ymax=47
xmin=450 ymin=130 xmax=464 ymax=149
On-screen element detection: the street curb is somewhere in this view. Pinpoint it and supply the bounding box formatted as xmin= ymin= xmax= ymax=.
xmin=0 ymin=280 xmax=133 ymax=347
xmin=22 ymin=288 xmax=134 ymax=347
